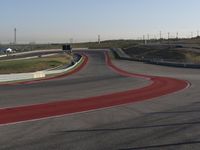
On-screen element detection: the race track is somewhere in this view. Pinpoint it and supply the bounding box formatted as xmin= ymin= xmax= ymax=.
xmin=0 ymin=50 xmax=199 ymax=150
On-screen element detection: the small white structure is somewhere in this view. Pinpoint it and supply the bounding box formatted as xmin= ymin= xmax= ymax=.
xmin=33 ymin=71 xmax=46 ymax=78
xmin=6 ymin=48 xmax=13 ymax=53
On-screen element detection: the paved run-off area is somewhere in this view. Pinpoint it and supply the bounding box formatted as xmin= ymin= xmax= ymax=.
xmin=0 ymin=50 xmax=199 ymax=150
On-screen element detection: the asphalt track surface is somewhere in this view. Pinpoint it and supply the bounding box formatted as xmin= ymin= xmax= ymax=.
xmin=0 ymin=50 xmax=199 ymax=150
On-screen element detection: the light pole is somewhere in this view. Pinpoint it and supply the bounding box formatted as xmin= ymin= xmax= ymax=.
xmin=147 ymin=34 xmax=150 ymax=44
xmin=168 ymin=32 xmax=170 ymax=45
xmin=98 ymin=35 xmax=101 ymax=44
xmin=14 ymin=28 xmax=17 ymax=44
xmin=176 ymin=32 xmax=179 ymax=40
xmin=159 ymin=31 xmax=162 ymax=39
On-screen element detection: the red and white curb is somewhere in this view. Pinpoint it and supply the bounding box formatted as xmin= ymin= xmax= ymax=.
xmin=0 ymin=52 xmax=189 ymax=126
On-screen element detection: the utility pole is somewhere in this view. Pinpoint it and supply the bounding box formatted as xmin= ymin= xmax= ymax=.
xmin=168 ymin=32 xmax=170 ymax=40
xmin=159 ymin=31 xmax=162 ymax=39
xmin=176 ymin=32 xmax=179 ymax=39
xmin=147 ymin=34 xmax=150 ymax=44
xmin=154 ymin=35 xmax=157 ymax=40
xmin=143 ymin=35 xmax=147 ymax=45
xmin=168 ymin=32 xmax=170 ymax=45
xmin=98 ymin=35 xmax=101 ymax=44
xmin=14 ymin=28 xmax=16 ymax=44
xmin=159 ymin=31 xmax=162 ymax=44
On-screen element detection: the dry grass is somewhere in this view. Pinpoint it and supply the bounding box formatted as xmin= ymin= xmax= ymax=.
xmin=0 ymin=54 xmax=71 ymax=74
xmin=185 ymin=52 xmax=200 ymax=63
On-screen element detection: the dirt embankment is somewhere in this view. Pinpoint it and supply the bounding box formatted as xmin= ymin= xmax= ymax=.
xmin=123 ymin=45 xmax=200 ymax=63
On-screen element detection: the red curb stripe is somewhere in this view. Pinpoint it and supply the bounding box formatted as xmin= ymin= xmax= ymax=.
xmin=0 ymin=52 xmax=189 ymax=125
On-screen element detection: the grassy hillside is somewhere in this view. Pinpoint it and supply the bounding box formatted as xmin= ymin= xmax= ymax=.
xmin=1 ymin=38 xmax=200 ymax=64
xmin=0 ymin=40 xmax=142 ymax=52
xmin=1 ymin=37 xmax=200 ymax=52
xmin=0 ymin=54 xmax=71 ymax=74
xmin=124 ymin=45 xmax=200 ymax=63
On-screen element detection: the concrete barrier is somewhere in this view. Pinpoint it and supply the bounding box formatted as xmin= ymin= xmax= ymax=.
xmin=111 ymin=48 xmax=200 ymax=69
xmin=0 ymin=73 xmax=34 ymax=82
xmin=0 ymin=54 xmax=83 ymax=83
xmin=146 ymin=60 xmax=200 ymax=69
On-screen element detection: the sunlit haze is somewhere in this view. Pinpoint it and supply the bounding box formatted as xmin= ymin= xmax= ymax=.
xmin=0 ymin=0 xmax=200 ymax=43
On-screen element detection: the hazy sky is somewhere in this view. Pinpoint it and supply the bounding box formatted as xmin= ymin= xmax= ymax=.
xmin=0 ymin=0 xmax=200 ymax=43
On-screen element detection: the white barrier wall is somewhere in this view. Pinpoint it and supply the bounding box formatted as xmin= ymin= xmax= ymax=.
xmin=0 ymin=57 xmax=83 ymax=82
xmin=0 ymin=73 xmax=34 ymax=82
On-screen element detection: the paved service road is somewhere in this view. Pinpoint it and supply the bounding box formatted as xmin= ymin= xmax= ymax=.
xmin=0 ymin=50 xmax=199 ymax=150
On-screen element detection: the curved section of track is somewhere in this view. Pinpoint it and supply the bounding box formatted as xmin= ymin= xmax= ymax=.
xmin=0 ymin=55 xmax=88 ymax=86
xmin=0 ymin=51 xmax=189 ymax=125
